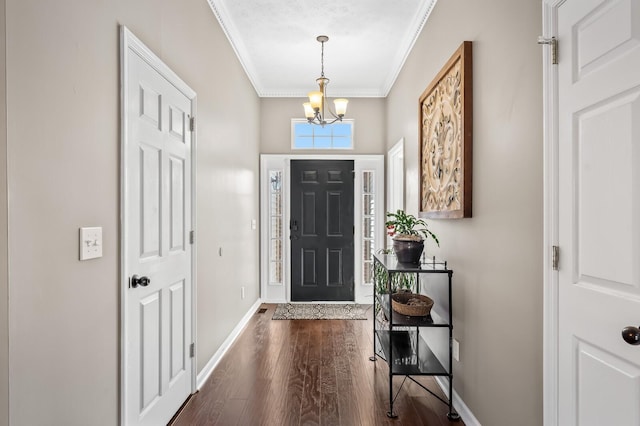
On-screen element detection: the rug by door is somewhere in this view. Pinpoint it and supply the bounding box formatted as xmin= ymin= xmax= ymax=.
xmin=272 ymin=303 xmax=370 ymax=320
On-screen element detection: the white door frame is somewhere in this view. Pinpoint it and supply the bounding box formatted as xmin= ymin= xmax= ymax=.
xmin=119 ymin=26 xmax=198 ymax=424
xmin=387 ymin=138 xmax=405 ymax=247
xmin=260 ymin=154 xmax=385 ymax=305
xmin=542 ymin=1 xmax=561 ymax=424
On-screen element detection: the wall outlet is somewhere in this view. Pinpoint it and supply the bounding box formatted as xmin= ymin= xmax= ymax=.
xmin=79 ymin=227 xmax=103 ymax=260
xmin=241 ymin=286 xmax=245 ymax=299
xmin=453 ymin=339 xmax=460 ymax=362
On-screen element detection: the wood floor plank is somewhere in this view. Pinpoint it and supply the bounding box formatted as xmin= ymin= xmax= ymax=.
xmin=300 ymin=321 xmax=322 ymax=425
xmin=319 ymin=321 xmax=339 ymax=426
xmin=282 ymin=321 xmax=309 ymax=425
xmin=171 ymin=303 xmax=464 ymax=426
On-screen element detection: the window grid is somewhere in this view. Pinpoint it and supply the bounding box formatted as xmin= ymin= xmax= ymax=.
xmin=291 ymin=119 xmax=354 ymax=150
xmin=269 ymin=170 xmax=283 ymax=285
xmin=362 ymin=170 xmax=375 ymax=285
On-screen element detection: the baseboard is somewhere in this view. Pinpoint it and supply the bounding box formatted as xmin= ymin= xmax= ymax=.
xmin=435 ymin=376 xmax=481 ymax=426
xmin=261 ymin=298 xmax=286 ymax=304
xmin=196 ymin=298 xmax=262 ymax=389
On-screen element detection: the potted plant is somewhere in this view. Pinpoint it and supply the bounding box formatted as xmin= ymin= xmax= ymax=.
xmin=385 ymin=209 xmax=439 ymax=264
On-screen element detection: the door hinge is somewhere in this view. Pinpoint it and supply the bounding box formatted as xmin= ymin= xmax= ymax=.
xmin=189 ymin=230 xmax=195 ymax=244
xmin=552 ymin=245 xmax=559 ymax=271
xmin=189 ymin=343 xmax=195 ymax=358
xmin=538 ymin=36 xmax=558 ymax=65
xmin=189 ymin=116 xmax=195 ymax=132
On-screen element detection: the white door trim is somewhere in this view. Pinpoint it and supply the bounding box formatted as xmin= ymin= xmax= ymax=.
xmin=387 ymin=138 xmax=405 ymax=247
xmin=542 ymin=1 xmax=562 ymax=425
xmin=260 ymin=154 xmax=385 ymax=305
xmin=119 ymin=26 xmax=198 ymax=425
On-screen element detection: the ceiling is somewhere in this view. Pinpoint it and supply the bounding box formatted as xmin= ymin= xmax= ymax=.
xmin=206 ymin=0 xmax=438 ymax=98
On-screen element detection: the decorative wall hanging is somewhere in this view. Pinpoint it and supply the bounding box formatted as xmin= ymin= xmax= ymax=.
xmin=419 ymin=41 xmax=472 ymax=219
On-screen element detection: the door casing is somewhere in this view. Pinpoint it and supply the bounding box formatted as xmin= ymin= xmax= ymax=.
xmin=119 ymin=26 xmax=198 ymax=424
xmin=260 ymin=154 xmax=384 ymax=304
xmin=542 ymin=3 xmax=560 ymax=424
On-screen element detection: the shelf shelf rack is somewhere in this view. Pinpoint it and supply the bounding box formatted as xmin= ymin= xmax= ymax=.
xmin=370 ymin=253 xmax=460 ymax=421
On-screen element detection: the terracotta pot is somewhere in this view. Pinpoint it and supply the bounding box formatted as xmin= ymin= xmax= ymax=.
xmin=392 ymin=239 xmax=424 ymax=264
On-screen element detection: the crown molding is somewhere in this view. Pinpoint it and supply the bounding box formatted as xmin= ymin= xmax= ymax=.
xmin=380 ymin=0 xmax=438 ymax=96
xmin=207 ymin=0 xmax=438 ymax=99
xmin=206 ymin=0 xmax=262 ymax=95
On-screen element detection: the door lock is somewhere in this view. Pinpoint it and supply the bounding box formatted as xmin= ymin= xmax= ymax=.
xmin=131 ymin=275 xmax=151 ymax=288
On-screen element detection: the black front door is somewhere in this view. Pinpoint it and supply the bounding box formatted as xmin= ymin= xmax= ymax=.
xmin=290 ymin=160 xmax=354 ymax=301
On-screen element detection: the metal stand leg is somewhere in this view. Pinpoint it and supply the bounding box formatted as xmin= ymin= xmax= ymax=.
xmin=386 ymin=374 xmax=397 ymax=418
xmin=447 ymin=375 xmax=461 ymax=421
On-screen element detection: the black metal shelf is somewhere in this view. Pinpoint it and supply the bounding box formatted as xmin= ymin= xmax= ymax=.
xmin=371 ymin=253 xmax=459 ymax=421
xmin=375 ymin=330 xmax=448 ymax=376
xmin=375 ymin=294 xmax=449 ymax=328
xmin=374 ymin=253 xmax=450 ymax=273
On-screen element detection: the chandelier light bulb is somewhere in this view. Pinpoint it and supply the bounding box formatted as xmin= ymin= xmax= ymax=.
xmin=334 ymin=99 xmax=348 ymax=116
xmin=303 ymin=102 xmax=315 ymax=119
xmin=308 ymin=91 xmax=323 ymax=110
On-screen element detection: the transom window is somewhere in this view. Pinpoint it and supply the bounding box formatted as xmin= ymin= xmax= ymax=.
xmin=291 ymin=119 xmax=354 ymax=150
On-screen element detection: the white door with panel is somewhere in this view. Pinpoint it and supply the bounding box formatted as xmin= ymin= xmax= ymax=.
xmin=122 ymin=28 xmax=195 ymax=426
xmin=557 ymin=0 xmax=640 ymax=424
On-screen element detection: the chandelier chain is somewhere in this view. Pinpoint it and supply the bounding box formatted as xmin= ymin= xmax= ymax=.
xmin=320 ymin=39 xmax=325 ymax=77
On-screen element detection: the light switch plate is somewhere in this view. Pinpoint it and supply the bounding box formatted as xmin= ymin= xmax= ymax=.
xmin=80 ymin=227 xmax=103 ymax=260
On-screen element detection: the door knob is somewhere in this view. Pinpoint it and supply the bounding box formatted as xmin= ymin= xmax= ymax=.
xmin=131 ymin=275 xmax=151 ymax=288
xmin=621 ymin=325 xmax=640 ymax=345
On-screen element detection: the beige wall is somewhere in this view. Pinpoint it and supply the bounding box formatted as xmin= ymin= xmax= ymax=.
xmin=260 ymin=97 xmax=387 ymax=154
xmin=5 ymin=0 xmax=259 ymax=424
xmin=0 ymin=0 xmax=7 ymax=424
xmin=386 ymin=1 xmax=543 ymax=425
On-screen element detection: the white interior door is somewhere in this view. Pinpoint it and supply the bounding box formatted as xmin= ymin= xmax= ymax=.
xmin=121 ymin=27 xmax=196 ymax=426
xmin=557 ymin=1 xmax=640 ymax=424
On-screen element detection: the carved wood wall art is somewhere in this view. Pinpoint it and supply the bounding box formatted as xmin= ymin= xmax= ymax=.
xmin=419 ymin=41 xmax=472 ymax=219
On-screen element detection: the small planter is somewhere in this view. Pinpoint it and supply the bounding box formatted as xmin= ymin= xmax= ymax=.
xmin=392 ymin=239 xmax=424 ymax=264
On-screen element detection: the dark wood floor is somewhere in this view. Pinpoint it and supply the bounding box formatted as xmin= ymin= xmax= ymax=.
xmin=171 ymin=303 xmax=463 ymax=426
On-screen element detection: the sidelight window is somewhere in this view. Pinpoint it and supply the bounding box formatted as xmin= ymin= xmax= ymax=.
xmin=269 ymin=170 xmax=283 ymax=285
xmin=362 ymin=170 xmax=375 ymax=285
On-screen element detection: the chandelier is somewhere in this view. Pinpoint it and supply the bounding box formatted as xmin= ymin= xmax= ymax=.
xmin=303 ymin=35 xmax=348 ymax=126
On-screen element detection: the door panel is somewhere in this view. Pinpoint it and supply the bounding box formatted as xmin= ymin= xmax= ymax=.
xmin=576 ymin=340 xmax=640 ymax=425
xmin=576 ymin=91 xmax=636 ymax=286
xmin=327 ymin=192 xmax=343 ymax=235
xmin=140 ymin=145 xmax=161 ymax=259
xmin=169 ymin=280 xmax=186 ymax=380
xmin=140 ymin=291 xmax=161 ymax=410
xmin=291 ymin=160 xmax=354 ymax=301
xmin=170 ymin=157 xmax=186 ymax=252
xmin=124 ymin=29 xmax=193 ymax=426
xmin=327 ymin=248 xmax=343 ymax=286
xmin=557 ymin=0 xmax=640 ymax=424
xmin=302 ymin=192 xmax=317 ymax=235
xmin=302 ymin=249 xmax=317 ymax=286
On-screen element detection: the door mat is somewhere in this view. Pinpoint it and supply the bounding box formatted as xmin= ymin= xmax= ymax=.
xmin=272 ymin=303 xmax=370 ymax=320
